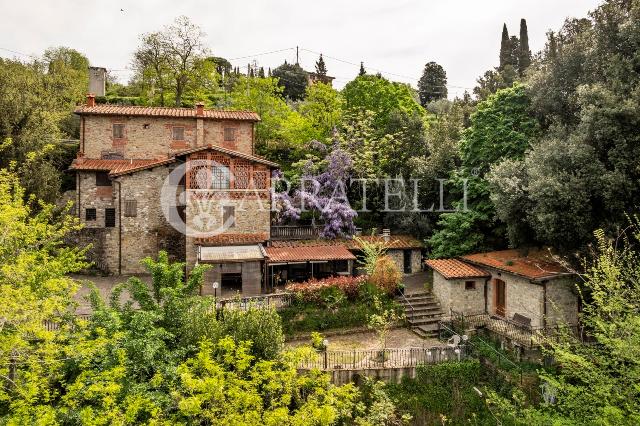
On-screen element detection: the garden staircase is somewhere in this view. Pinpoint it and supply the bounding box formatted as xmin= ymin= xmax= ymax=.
xmin=397 ymin=291 xmax=444 ymax=338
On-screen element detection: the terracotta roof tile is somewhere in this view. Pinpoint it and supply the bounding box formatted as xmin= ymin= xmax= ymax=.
xmin=174 ymin=145 xmax=279 ymax=168
xmin=69 ymin=158 xmax=171 ymax=175
xmin=461 ymin=249 xmax=571 ymax=281
xmin=75 ymin=104 xmax=260 ymax=121
xmin=265 ymin=245 xmax=356 ymax=262
xmin=195 ymin=233 xmax=269 ymax=246
xmin=269 ymin=235 xmax=423 ymax=250
xmin=425 ymin=259 xmax=490 ymax=279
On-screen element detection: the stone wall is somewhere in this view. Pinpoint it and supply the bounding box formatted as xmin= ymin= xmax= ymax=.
xmin=82 ymin=115 xmax=255 ymax=159
xmin=77 ymin=171 xmax=119 ymax=273
xmin=545 ymin=278 xmax=579 ymax=326
xmin=486 ymin=271 xmax=545 ymax=327
xmin=432 ymin=273 xmax=485 ymax=315
xmin=117 ymin=166 xmax=185 ymax=274
xmin=386 ymin=249 xmax=422 ymax=274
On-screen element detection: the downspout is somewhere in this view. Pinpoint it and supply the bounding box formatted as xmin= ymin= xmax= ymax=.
xmin=483 ymin=277 xmax=489 ymax=313
xmin=81 ymin=116 xmax=85 ymax=153
xmin=77 ymin=173 xmax=81 ymax=219
xmin=116 ymin=179 xmax=122 ymax=275
xmin=542 ymin=281 xmax=548 ymax=329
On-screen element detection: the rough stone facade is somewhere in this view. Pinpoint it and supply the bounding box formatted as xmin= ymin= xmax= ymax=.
xmin=432 ymin=273 xmax=485 ymax=315
xmin=81 ymin=115 xmax=254 ymax=159
xmin=386 ymin=249 xmax=422 ymax=274
xmin=74 ymin=105 xmax=270 ymax=288
xmin=432 ymin=266 xmax=579 ymax=328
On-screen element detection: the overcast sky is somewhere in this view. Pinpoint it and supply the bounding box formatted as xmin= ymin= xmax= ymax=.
xmin=2 ymin=0 xmax=601 ymax=97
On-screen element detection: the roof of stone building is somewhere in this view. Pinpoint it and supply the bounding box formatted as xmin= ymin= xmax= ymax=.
xmin=461 ymin=249 xmax=572 ymax=281
xmin=74 ymin=104 xmax=261 ymax=121
xmin=69 ymin=158 xmax=172 ymax=175
xmin=174 ymin=145 xmax=279 ymax=168
xmin=195 ymin=233 xmax=270 ymax=246
xmin=424 ymin=258 xmax=490 ymax=280
xmin=269 ymin=235 xmax=423 ymax=250
xmin=265 ymin=245 xmax=356 ymax=263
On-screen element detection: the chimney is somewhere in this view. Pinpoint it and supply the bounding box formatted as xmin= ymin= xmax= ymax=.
xmin=88 ymin=66 xmax=106 ymax=96
xmin=86 ymin=93 xmax=96 ymax=107
xmin=195 ymin=102 xmax=204 ymax=117
xmin=382 ymin=228 xmax=391 ymax=242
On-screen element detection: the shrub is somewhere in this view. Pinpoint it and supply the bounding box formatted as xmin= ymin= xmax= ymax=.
xmin=220 ymin=305 xmax=285 ymax=360
xmin=369 ymin=255 xmax=403 ymax=294
xmin=285 ymin=275 xmax=367 ymax=303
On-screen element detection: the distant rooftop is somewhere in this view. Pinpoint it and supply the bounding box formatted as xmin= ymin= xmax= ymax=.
xmin=74 ymin=103 xmax=260 ymax=122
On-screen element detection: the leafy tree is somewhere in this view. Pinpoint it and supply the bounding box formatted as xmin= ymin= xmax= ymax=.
xmin=341 ymin=74 xmax=425 ymax=130
xmin=490 ymin=0 xmax=640 ymax=251
xmin=298 ymin=82 xmax=344 ymax=139
xmin=0 ymin=54 xmax=85 ymax=201
xmin=429 ymin=84 xmax=538 ymax=258
xmin=315 ymin=53 xmax=328 ymax=76
xmin=417 ymin=61 xmax=448 ymax=106
xmin=132 ymin=16 xmax=214 ymax=106
xmin=490 ymin=223 xmax=640 ymax=423
xmin=271 ymin=61 xmax=308 ymax=101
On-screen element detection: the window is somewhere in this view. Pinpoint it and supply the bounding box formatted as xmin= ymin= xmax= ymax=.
xmin=222 ymin=206 xmax=235 ymax=228
xmin=172 ymin=126 xmax=185 ymax=141
xmin=124 ymin=200 xmax=137 ymax=217
xmin=465 ymin=281 xmax=476 ymax=290
xmin=85 ymin=208 xmax=96 ymax=221
xmin=223 ymin=127 xmax=236 ymax=142
xmin=105 ymin=208 xmax=116 ymax=227
xmin=112 ymin=123 xmax=125 ymax=139
xmin=211 ymin=165 xmax=230 ymax=189
xmin=96 ymin=172 xmax=111 ymax=187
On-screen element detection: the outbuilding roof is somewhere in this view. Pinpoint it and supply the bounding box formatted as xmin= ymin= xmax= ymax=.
xmin=425 ymin=259 xmax=490 ymax=280
xmin=74 ymin=104 xmax=261 ymax=122
xmin=265 ymin=245 xmax=356 ymax=263
xmin=461 ymin=249 xmax=572 ymax=281
xmin=269 ymin=235 xmax=423 ymax=250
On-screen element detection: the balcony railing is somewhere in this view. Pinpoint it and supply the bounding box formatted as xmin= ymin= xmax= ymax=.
xmin=271 ymin=225 xmax=321 ymax=240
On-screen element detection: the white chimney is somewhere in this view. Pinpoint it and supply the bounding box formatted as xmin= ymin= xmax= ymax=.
xmin=88 ymin=67 xmax=107 ymax=97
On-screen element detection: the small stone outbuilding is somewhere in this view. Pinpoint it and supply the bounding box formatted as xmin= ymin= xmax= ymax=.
xmin=426 ymin=249 xmax=579 ymax=329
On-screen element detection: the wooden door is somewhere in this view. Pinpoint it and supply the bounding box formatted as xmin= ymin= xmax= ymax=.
xmin=494 ymin=279 xmax=506 ymax=317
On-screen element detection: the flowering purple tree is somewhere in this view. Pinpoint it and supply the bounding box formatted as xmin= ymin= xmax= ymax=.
xmin=273 ymin=143 xmax=357 ymax=239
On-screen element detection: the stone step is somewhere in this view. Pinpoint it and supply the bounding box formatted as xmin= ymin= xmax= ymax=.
xmin=406 ymin=310 xmax=444 ymax=320
xmin=404 ymin=292 xmax=434 ymax=299
xmin=408 ymin=316 xmax=442 ymax=326
xmin=410 ymin=323 xmax=440 ymax=338
xmin=401 ymin=300 xmax=440 ymax=309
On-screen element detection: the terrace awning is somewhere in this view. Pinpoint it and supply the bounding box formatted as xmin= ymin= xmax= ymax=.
xmin=265 ymin=245 xmax=356 ymax=263
xmin=198 ymin=245 xmax=265 ymax=262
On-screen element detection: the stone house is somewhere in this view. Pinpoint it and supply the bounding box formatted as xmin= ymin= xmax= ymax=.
xmin=426 ymin=249 xmax=579 ymax=328
xmin=70 ymin=95 xmax=276 ymax=295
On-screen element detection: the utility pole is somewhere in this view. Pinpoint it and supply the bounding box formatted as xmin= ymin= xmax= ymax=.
xmin=296 ymin=46 xmax=299 ymax=65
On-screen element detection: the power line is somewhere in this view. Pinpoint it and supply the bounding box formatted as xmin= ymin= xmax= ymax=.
xmin=228 ymin=47 xmax=295 ymax=61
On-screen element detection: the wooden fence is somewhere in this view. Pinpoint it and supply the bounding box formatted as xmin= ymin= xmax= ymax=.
xmin=299 ymin=346 xmax=465 ymax=371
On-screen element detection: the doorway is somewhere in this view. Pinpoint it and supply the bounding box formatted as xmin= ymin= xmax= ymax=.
xmin=494 ymin=278 xmax=506 ymax=317
xmin=221 ymin=273 xmax=242 ymax=293
xmin=403 ymin=250 xmax=412 ymax=274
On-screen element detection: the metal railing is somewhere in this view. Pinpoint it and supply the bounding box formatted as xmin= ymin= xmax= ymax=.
xmin=216 ymin=292 xmax=292 ymax=310
xmin=448 ymin=310 xmax=581 ymax=348
xmin=270 ymin=225 xmax=320 ymax=240
xmin=299 ymin=346 xmax=466 ymax=370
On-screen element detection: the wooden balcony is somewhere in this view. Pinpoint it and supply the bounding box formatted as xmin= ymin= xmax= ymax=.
xmin=270 ymin=225 xmax=321 ymax=240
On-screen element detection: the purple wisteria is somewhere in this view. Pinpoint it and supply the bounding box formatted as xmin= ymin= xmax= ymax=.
xmin=273 ymin=144 xmax=357 ymax=239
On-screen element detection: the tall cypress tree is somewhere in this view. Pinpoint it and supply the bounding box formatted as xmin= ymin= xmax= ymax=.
xmin=518 ymin=18 xmax=532 ymax=75
xmin=417 ymin=61 xmax=448 ymax=106
xmin=499 ymin=23 xmax=511 ymax=69
xmin=315 ymin=54 xmax=328 ymax=76
xmin=359 ymin=62 xmax=366 ymax=76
